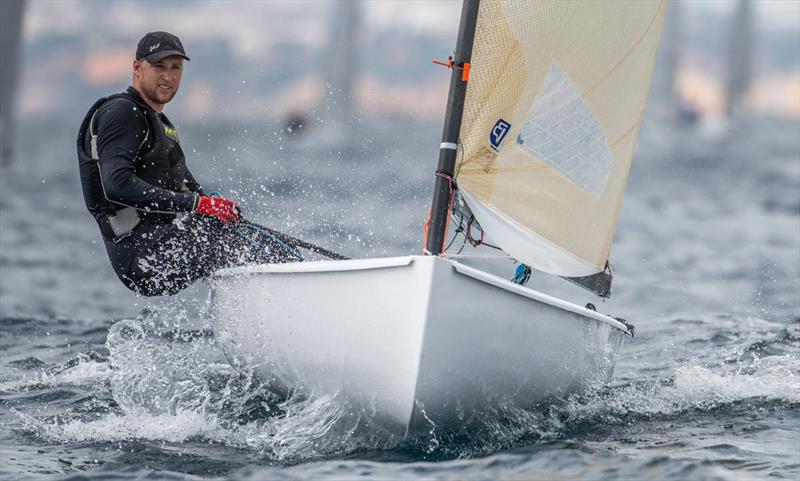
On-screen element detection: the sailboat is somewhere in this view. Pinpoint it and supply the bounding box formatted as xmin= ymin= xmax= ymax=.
xmin=652 ymin=0 xmax=700 ymax=127
xmin=724 ymin=0 xmax=754 ymax=121
xmin=210 ymin=0 xmax=666 ymax=437
xmin=286 ymin=0 xmax=362 ymax=151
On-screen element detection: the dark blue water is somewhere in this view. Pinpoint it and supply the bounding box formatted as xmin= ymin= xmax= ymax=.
xmin=1 ymin=114 xmax=798 ymax=480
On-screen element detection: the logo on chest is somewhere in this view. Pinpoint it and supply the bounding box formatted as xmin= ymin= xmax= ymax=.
xmin=163 ymin=125 xmax=179 ymax=142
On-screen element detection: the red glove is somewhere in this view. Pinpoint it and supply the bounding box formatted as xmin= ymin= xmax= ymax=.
xmin=194 ymin=195 xmax=241 ymax=224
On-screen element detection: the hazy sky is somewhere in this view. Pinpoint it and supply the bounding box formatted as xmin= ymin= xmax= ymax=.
xmin=693 ymin=0 xmax=800 ymax=29
xmin=23 ymin=0 xmax=800 ymax=43
xmin=16 ymin=0 xmax=800 ymax=119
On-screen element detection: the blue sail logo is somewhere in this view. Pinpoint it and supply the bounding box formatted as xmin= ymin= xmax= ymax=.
xmin=489 ymin=119 xmax=511 ymax=151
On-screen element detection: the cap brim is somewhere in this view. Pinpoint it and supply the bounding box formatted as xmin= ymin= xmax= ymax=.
xmin=142 ymin=50 xmax=190 ymax=63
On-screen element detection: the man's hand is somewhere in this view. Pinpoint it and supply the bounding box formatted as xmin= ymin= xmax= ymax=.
xmin=194 ymin=195 xmax=241 ymax=224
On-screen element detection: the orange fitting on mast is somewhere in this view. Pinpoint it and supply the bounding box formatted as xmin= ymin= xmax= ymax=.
xmin=461 ymin=62 xmax=471 ymax=81
xmin=432 ymin=57 xmax=470 ymax=82
xmin=432 ymin=57 xmax=453 ymax=69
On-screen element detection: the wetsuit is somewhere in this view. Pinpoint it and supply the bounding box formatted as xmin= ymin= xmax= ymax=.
xmin=77 ymin=87 xmax=288 ymax=296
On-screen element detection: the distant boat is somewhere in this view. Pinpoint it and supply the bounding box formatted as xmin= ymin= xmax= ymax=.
xmin=690 ymin=0 xmax=756 ymax=142
xmin=286 ymin=0 xmax=362 ymax=152
xmin=0 ymin=0 xmax=25 ymax=166
xmin=650 ymin=0 xmax=701 ymax=128
xmin=212 ymin=0 xmax=665 ymax=437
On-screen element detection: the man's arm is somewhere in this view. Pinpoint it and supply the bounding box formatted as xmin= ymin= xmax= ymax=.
xmin=93 ymin=99 xmax=197 ymax=212
xmin=182 ymin=166 xmax=205 ymax=195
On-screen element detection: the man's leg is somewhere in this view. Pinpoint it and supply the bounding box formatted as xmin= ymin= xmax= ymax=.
xmin=127 ymin=217 xmax=261 ymax=296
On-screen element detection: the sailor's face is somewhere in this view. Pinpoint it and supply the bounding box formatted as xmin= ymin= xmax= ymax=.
xmin=133 ymin=56 xmax=183 ymax=108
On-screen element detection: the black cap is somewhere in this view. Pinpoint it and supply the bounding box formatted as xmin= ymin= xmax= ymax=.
xmin=136 ymin=31 xmax=190 ymax=63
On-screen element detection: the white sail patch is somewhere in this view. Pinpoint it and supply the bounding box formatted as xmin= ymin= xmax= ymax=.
xmin=516 ymin=65 xmax=613 ymax=197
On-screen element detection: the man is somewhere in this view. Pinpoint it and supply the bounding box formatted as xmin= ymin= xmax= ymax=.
xmin=77 ymin=31 xmax=291 ymax=296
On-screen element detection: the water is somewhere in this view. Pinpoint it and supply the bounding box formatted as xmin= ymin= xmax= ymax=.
xmin=1 ymin=115 xmax=798 ymax=480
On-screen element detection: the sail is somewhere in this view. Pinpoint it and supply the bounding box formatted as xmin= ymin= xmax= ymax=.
xmin=316 ymin=0 xmax=361 ymax=146
xmin=725 ymin=0 xmax=754 ymax=119
xmin=454 ymin=0 xmax=666 ymax=277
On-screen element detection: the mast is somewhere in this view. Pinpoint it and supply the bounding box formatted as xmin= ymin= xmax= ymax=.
xmin=425 ymin=0 xmax=481 ymax=255
xmin=0 ymin=0 xmax=25 ymax=166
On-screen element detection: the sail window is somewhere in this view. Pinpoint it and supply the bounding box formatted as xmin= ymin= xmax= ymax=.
xmin=516 ymin=65 xmax=613 ymax=197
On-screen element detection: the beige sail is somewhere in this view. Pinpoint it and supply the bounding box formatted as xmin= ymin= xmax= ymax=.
xmin=456 ymin=0 xmax=666 ymax=277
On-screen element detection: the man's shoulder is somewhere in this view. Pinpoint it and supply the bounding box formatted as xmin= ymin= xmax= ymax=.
xmin=93 ymin=95 xmax=147 ymax=129
xmin=95 ymin=95 xmax=143 ymax=117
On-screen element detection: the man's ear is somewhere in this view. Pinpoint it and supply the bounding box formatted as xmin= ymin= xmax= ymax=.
xmin=132 ymin=59 xmax=141 ymax=79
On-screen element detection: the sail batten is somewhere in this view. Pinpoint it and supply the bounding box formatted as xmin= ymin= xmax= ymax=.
xmin=454 ymin=0 xmax=666 ymax=280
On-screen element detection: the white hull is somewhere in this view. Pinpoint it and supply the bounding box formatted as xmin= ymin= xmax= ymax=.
xmin=209 ymin=255 xmax=629 ymax=437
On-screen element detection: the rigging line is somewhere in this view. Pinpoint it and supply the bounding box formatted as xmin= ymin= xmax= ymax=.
xmin=442 ymin=253 xmax=512 ymax=259
xmin=441 ymin=145 xmax=466 ymax=254
xmin=444 ymin=218 xmax=460 ymax=252
xmin=444 ymin=229 xmax=461 ymax=252
xmin=435 ymin=172 xmax=457 ymax=254
xmin=455 ymin=233 xmax=468 ymax=255
xmin=240 ymin=219 xmax=350 ymax=260
xmin=236 ymin=222 xmax=305 ymax=262
xmin=480 ymin=241 xmax=503 ymax=251
xmin=203 ymin=193 xmax=345 ymax=261
xmin=233 ymin=228 xmax=289 ymax=263
xmin=444 ymin=211 xmax=467 ymax=252
xmin=454 ymin=139 xmax=465 ymax=179
xmin=466 ymin=215 xmax=483 ymax=247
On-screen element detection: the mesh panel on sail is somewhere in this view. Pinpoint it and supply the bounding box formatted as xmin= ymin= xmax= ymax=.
xmin=456 ymin=0 xmax=666 ymax=277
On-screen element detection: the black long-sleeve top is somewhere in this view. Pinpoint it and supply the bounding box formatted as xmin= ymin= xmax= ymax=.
xmin=92 ymin=87 xmax=201 ymax=213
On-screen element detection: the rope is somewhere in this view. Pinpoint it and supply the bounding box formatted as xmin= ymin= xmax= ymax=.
xmin=203 ymin=192 xmax=346 ymax=262
xmin=248 ymin=221 xmax=349 ymax=260
xmin=444 ymin=210 xmax=466 ymax=252
xmin=434 ymin=171 xmax=456 ymax=254
xmin=236 ymin=222 xmax=305 ymax=262
xmin=442 ymin=253 xmax=513 ymax=259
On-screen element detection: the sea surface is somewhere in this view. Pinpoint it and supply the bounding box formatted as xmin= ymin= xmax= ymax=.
xmin=1 ymin=113 xmax=798 ymax=481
